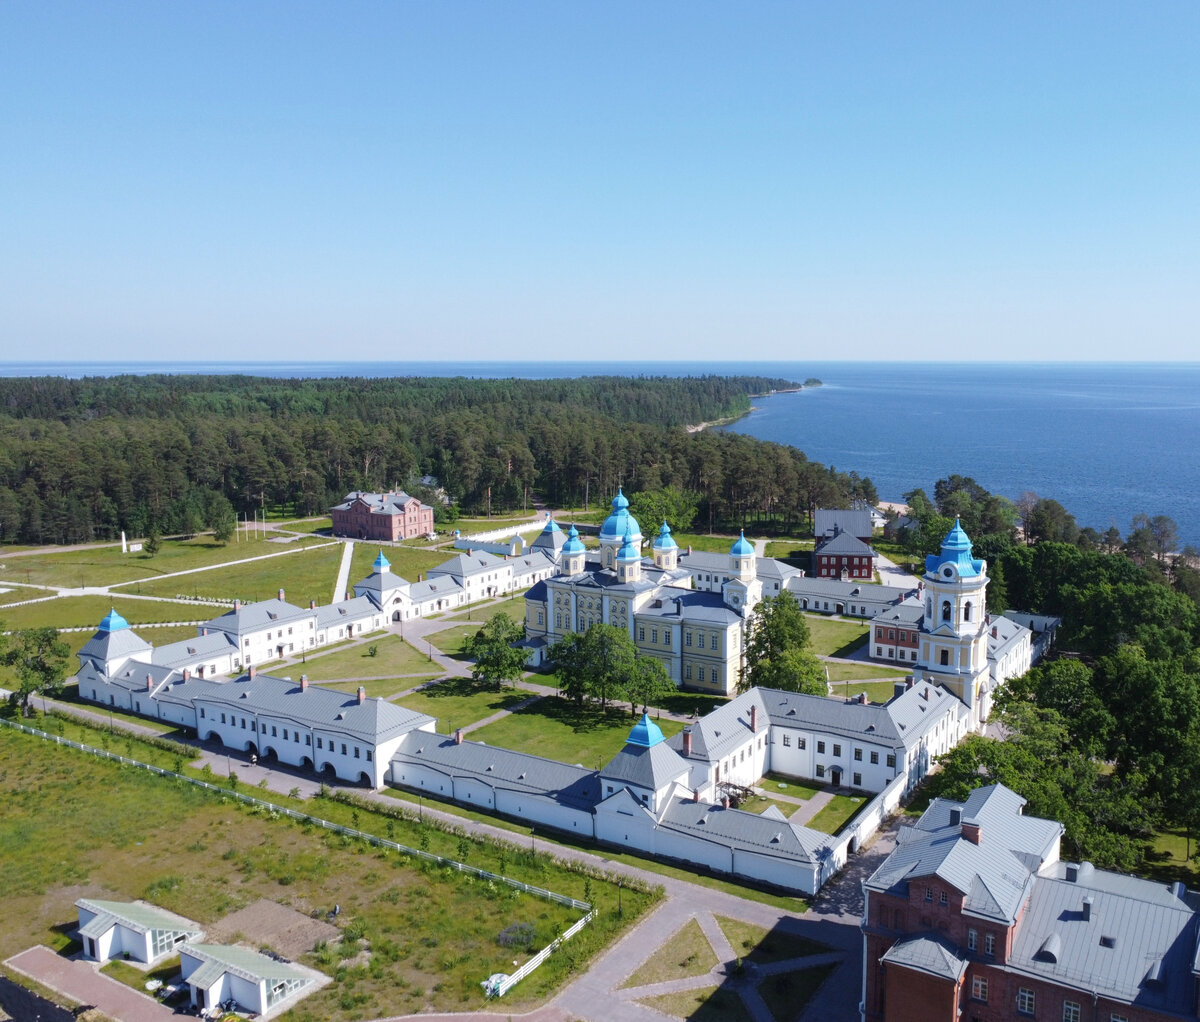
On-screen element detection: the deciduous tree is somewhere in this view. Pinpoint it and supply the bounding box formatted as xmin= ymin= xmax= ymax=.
xmin=462 ymin=613 xmax=527 ymax=690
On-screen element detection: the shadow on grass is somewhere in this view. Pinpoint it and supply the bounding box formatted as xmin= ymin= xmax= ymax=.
xmin=417 ymin=676 xmax=527 ymax=710
xmin=829 ymin=633 xmax=870 ymax=659
xmin=510 ymin=695 xmax=647 ymax=735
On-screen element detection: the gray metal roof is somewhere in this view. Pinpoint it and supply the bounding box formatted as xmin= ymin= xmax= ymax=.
xmin=759 ymin=684 xmax=957 ymax=752
xmin=814 ymin=530 xmax=874 ymax=557
xmin=657 ymin=796 xmax=831 ymax=864
xmin=353 ymin=569 xmax=410 ymax=606
xmin=873 ymin=597 xmax=924 ymax=625
xmin=602 ymin=741 xmax=690 ymax=792
xmin=77 ymin=658 xmax=179 ymax=694
xmin=1008 ymin=867 xmax=1200 ymax=1012
xmin=866 ymin=785 xmax=1063 ymax=924
xmin=986 ymin=614 xmax=1030 ymax=659
xmin=391 ymin=733 xmax=600 ymax=810
xmin=666 ymin=690 xmax=769 ymax=765
xmin=78 ymin=626 xmax=153 ymax=664
xmin=787 ymin=577 xmax=916 ymax=604
xmin=635 ymin=588 xmax=742 ymax=626
xmin=150 ymin=631 xmax=238 ymax=669
xmin=191 ymin=672 xmax=434 ymax=743
xmin=430 ymin=551 xmax=507 ymax=581
xmin=815 ymin=508 xmax=873 ymax=539
xmin=407 ymin=576 xmax=464 ymax=602
xmin=880 ymin=934 xmax=967 ymax=981
xmin=203 ymin=598 xmax=312 ymax=636
xmin=315 ymin=596 xmax=377 ymax=629
xmin=331 ymin=490 xmax=422 ymax=515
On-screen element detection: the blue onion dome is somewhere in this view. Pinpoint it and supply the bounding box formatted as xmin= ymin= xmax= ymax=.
xmin=653 ymin=520 xmax=678 ymax=551
xmin=626 ymin=713 xmax=665 ymax=747
xmin=925 ymin=518 xmax=984 ymax=577
xmin=730 ymin=530 xmax=754 ymax=556
xmin=372 ymin=551 xmax=391 ymax=572
xmin=541 ymin=516 xmax=562 ymax=535
xmin=98 ymin=608 xmax=130 ymax=632
xmin=562 ymin=524 xmax=586 ymax=555
xmin=617 ymin=526 xmax=640 ymax=562
xmin=600 ymin=487 xmax=641 ymax=540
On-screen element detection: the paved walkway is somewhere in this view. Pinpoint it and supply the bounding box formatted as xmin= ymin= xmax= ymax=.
xmin=5 ymin=946 xmax=176 ymax=1022
xmin=332 ymin=539 xmax=355 ymax=605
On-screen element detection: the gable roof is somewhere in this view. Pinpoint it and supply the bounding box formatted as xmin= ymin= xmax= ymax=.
xmin=77 ymin=899 xmax=202 ymax=937
xmin=315 ymin=596 xmax=377 ymax=629
xmin=865 ymin=784 xmax=1063 ymax=924
xmin=666 ymin=690 xmax=769 ymax=765
xmin=657 ymin=796 xmax=831 ymax=864
xmin=181 ymin=943 xmax=312 ymax=987
xmin=331 ymin=490 xmax=423 ymax=516
xmin=150 ymin=631 xmax=238 ymax=669
xmin=202 ymin=598 xmax=312 ymax=637
xmin=814 ymin=530 xmax=875 ymax=557
xmin=815 ymin=508 xmax=873 ymax=539
xmin=430 ymin=551 xmax=507 ymax=581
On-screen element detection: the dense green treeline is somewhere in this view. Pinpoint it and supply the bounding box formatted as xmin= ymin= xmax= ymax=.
xmin=0 ymin=373 xmax=875 ymax=545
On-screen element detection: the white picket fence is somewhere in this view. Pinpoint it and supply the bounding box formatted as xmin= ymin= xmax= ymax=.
xmin=488 ymin=908 xmax=597 ymax=998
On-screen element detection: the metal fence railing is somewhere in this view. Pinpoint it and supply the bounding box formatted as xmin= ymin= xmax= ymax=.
xmin=1 ymin=717 xmax=597 ymax=994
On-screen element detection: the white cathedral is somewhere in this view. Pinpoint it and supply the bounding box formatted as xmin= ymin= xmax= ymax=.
xmin=523 ymin=491 xmax=1028 ymax=725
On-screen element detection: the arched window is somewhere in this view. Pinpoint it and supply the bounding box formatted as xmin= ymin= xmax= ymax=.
xmin=941 ymin=600 xmax=951 ymax=622
xmin=963 ymin=601 xmax=972 ymax=622
xmin=926 ymin=597 xmax=933 ymax=618
xmin=940 ymin=649 xmax=950 ymax=666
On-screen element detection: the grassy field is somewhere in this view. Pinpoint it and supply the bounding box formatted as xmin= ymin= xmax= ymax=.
xmin=277 ymin=517 xmax=333 ymax=534
xmin=672 ymin=532 xmax=749 ymax=554
xmin=763 ymin=540 xmax=814 ymax=560
xmin=114 ymin=543 xmax=344 ymax=605
xmin=715 ymin=915 xmax=829 ymax=963
xmin=804 ymin=615 xmax=870 ymax=658
xmin=639 ymin=985 xmax=753 ymax=1022
xmin=394 ymin=677 xmax=531 ymax=733
xmin=828 ymin=679 xmax=908 ymax=703
xmin=1142 ymin=825 xmax=1200 ymax=888
xmin=0 ymin=595 xmax=207 ymax=632
xmin=0 ymin=535 xmax=322 ymax=590
xmin=825 ymin=663 xmax=908 ymax=684
xmin=0 ymin=722 xmax=658 ymax=1018
xmin=761 ymin=774 xmax=823 ymax=801
xmin=806 ymin=794 xmax=868 ymax=835
xmin=758 ymin=963 xmax=838 ymax=1021
xmin=621 ymin=918 xmax=717 ymax=988
xmin=298 ymin=634 xmax=442 ymax=682
xmin=347 ymin=542 xmax=452 ymax=588
xmin=470 ymin=697 xmax=685 ymax=769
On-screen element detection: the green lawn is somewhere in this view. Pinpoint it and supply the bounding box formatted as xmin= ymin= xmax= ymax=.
xmin=825 ymin=663 xmax=909 ymax=684
xmin=715 ymin=915 xmax=830 ymax=964
xmin=828 ymin=679 xmax=908 ymax=703
xmin=0 ymin=595 xmax=207 ymax=632
xmin=0 ymin=723 xmax=657 ymax=1017
xmin=758 ymin=964 xmax=838 ymax=1021
xmin=470 ymin=697 xmax=685 ymax=769
xmin=393 ymin=676 xmax=531 ymax=733
xmin=621 ymin=917 xmax=717 ymax=988
xmin=347 ymin=542 xmax=452 ymax=588
xmin=1142 ymin=825 xmax=1200 ymax=888
xmin=639 ymin=985 xmax=753 ymax=1022
xmin=762 ymin=775 xmax=823 ymax=800
xmin=763 ymin=539 xmax=815 ymax=560
xmin=0 ymin=535 xmax=322 ymax=590
xmin=114 ymin=543 xmax=343 ymax=605
xmin=737 ymin=792 xmax=806 ymax=818
xmin=427 ymin=614 xmax=518 ymax=658
xmin=100 ymin=955 xmax=181 ymax=992
xmin=806 ymin=794 xmax=868 ymax=835
xmin=276 ymin=517 xmax=332 ymax=534
xmin=673 ymin=532 xmax=748 ymax=554
xmin=804 ymin=615 xmax=870 ymax=658
xmin=298 ymin=634 xmax=441 ymax=682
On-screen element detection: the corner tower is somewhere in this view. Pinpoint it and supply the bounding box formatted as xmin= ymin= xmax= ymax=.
xmin=916 ymin=519 xmax=992 ymax=729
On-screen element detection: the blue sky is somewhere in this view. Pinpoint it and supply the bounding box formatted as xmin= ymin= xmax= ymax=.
xmin=2 ymin=2 xmax=1198 ymax=362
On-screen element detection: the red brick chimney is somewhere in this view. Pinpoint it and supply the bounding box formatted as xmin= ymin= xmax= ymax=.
xmin=146 ymin=673 xmax=154 ymax=690
xmin=722 ymin=795 xmax=730 ymax=809
xmin=454 ymin=728 xmax=464 ymax=745
xmin=201 ymin=627 xmax=207 ymax=636
xmin=750 ymin=705 xmax=758 ymax=733
xmin=248 ymin=666 xmax=256 ymax=678
xmin=682 ymin=729 xmax=693 ymax=756
xmin=357 ymin=685 xmax=366 ymax=704
xmin=693 ymin=787 xmax=700 ymax=803
xmin=233 ymin=599 xmax=241 ymax=611
xmin=277 ymin=588 xmax=285 ymax=601
xmin=961 ymin=817 xmax=982 ymax=845
xmin=300 ymin=674 xmax=308 ymax=691
xmin=310 ymin=600 xmax=317 ymax=610
xmin=992 ymin=625 xmax=999 ymax=638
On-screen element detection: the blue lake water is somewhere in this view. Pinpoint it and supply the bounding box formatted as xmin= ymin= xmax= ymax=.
xmin=2 ymin=360 xmax=1196 ymax=546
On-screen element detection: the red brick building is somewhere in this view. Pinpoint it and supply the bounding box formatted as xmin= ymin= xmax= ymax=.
xmin=813 ymin=528 xmax=876 ymax=579
xmin=330 ymin=490 xmax=434 ymax=541
xmin=863 ymin=784 xmax=1200 ymax=1022
xmin=872 ymin=597 xmax=923 ymax=664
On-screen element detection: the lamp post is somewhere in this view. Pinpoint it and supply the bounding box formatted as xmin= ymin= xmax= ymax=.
xmin=617 ymin=880 xmax=623 ymax=917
